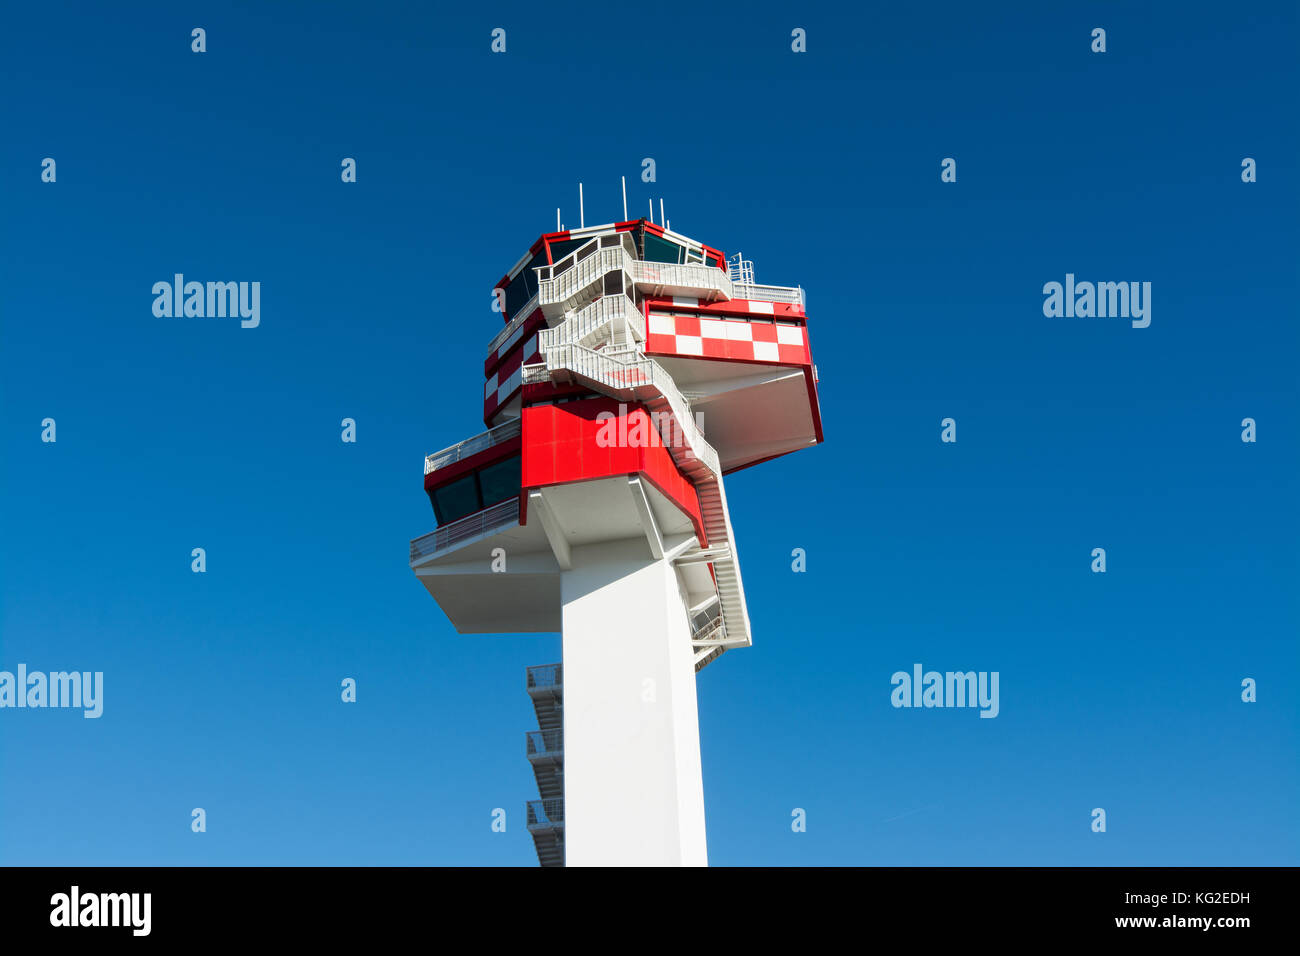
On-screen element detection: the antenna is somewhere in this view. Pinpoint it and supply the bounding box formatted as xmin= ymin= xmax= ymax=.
xmin=659 ymin=199 xmax=665 ymax=230
xmin=621 ymin=176 xmax=627 ymax=221
xmin=556 ymin=208 xmax=561 ymax=232
xmin=648 ymin=198 xmax=654 ymax=224
xmin=579 ymin=183 xmax=584 ymax=228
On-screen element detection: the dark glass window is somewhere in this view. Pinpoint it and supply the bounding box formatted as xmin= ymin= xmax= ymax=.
xmin=503 ymin=249 xmax=550 ymax=318
xmin=504 ymin=279 xmax=530 ymax=318
xmin=643 ymin=233 xmax=684 ymax=264
xmin=521 ymin=249 xmax=548 ymax=298
xmin=547 ymin=238 xmax=584 ymax=263
xmin=478 ymin=455 xmax=521 ymax=507
xmin=432 ymin=473 xmax=481 ymax=525
xmin=706 ymin=253 xmax=722 ymax=269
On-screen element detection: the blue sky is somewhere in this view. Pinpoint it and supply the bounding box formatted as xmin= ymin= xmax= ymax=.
xmin=1 ymin=1 xmax=1296 ymax=865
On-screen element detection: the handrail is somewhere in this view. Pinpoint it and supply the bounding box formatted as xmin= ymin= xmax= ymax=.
xmin=526 ymin=662 xmax=562 ymax=690
xmin=629 ymin=258 xmax=733 ymax=299
xmin=486 ymin=292 xmax=540 ymax=356
xmin=424 ymin=419 xmax=521 ymax=476
xmin=537 ymin=295 xmax=644 ymax=355
xmin=733 ymin=282 xmax=805 ymax=307
xmin=538 ymin=234 xmax=733 ymax=313
xmin=409 ymin=497 xmax=519 ymax=562
xmin=690 ymin=616 xmax=727 ymax=646
xmin=526 ymin=730 xmax=564 ymax=756
xmin=527 ymin=798 xmax=565 ymax=827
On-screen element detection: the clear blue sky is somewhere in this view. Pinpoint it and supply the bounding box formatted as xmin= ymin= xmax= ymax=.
xmin=1 ymin=1 xmax=1296 ymax=865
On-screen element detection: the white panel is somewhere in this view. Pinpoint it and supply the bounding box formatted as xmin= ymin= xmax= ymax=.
xmin=676 ymin=335 xmax=704 ymax=356
xmin=752 ymin=340 xmax=780 ymax=362
xmin=699 ymin=319 xmax=728 ymax=339
xmin=776 ymin=324 xmax=805 ymax=346
xmin=649 ymin=313 xmax=676 ymax=336
xmin=748 ymin=301 xmax=775 ymax=315
xmin=725 ymin=321 xmax=754 ymax=341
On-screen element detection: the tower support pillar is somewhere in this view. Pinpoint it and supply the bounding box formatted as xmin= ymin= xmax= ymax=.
xmin=560 ymin=538 xmax=707 ymax=866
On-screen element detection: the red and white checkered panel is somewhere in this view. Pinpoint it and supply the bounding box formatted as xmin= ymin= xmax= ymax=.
xmin=485 ymin=308 xmax=544 ymax=377
xmin=484 ymin=334 xmax=539 ymax=419
xmin=653 ymin=296 xmax=805 ymax=320
xmin=645 ymin=312 xmax=811 ymax=366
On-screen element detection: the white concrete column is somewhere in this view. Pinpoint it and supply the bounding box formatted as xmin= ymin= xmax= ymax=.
xmin=561 ymin=538 xmax=707 ymax=866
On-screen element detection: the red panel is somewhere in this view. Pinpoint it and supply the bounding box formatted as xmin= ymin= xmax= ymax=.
xmin=520 ymin=398 xmax=706 ymax=545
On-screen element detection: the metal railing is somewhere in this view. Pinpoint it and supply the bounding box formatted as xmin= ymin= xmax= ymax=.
xmin=629 ymin=258 xmax=732 ymax=299
xmin=728 ymin=253 xmax=754 ymax=285
xmin=538 ymin=245 xmax=628 ymax=308
xmin=537 ymin=294 xmax=644 ymax=354
xmin=423 ymin=419 xmax=521 ymax=475
xmin=538 ymin=233 xmax=734 ymax=312
xmin=733 ymin=282 xmax=805 ymax=307
xmin=486 ymin=291 xmax=539 ymax=357
xmin=527 ymin=798 xmax=565 ymax=828
xmin=526 ymin=730 xmax=564 ymax=757
xmin=409 ymin=497 xmax=519 ymax=562
xmin=690 ymin=616 xmax=728 ymax=647
xmin=526 ymin=662 xmax=562 ymax=691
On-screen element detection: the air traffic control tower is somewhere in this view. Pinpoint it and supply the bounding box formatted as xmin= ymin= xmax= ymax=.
xmin=410 ymin=216 xmax=822 ymax=866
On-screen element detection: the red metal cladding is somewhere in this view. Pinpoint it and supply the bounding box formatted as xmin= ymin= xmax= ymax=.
xmin=520 ymin=398 xmax=707 ymax=547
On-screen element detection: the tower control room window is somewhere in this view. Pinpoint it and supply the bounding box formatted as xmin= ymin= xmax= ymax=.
xmin=643 ymin=233 xmax=685 ymax=264
xmin=431 ymin=473 xmax=480 ymax=525
xmin=430 ymin=454 xmax=523 ymax=525
xmin=504 ymin=249 xmax=550 ymax=318
xmin=477 ymin=454 xmax=521 ymax=508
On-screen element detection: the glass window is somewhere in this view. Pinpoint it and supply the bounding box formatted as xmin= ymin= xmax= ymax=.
xmin=547 ymin=238 xmax=583 ymax=263
xmin=432 ymin=473 xmax=480 ymax=525
xmin=706 ymin=253 xmax=722 ymax=269
xmin=521 ymin=249 xmax=548 ymax=298
xmin=643 ymin=233 xmax=684 ymax=264
xmin=504 ymin=278 xmax=530 ymax=318
xmin=477 ymin=455 xmax=521 ymax=507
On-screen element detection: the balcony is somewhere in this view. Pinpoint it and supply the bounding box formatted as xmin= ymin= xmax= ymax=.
xmin=526 ymin=662 xmax=562 ymax=696
xmin=733 ymin=282 xmax=805 ymax=308
xmin=630 ymin=258 xmax=732 ymax=301
xmin=424 ymin=419 xmax=521 ymax=476
xmin=526 ymin=730 xmax=564 ymax=764
xmin=408 ymin=497 xmax=519 ymax=563
xmin=527 ymin=798 xmax=565 ymax=831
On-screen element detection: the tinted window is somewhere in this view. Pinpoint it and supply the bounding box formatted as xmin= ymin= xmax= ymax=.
xmin=478 ymin=455 xmax=521 ymax=507
xmin=547 ymin=239 xmax=584 ymax=263
xmin=643 ymin=233 xmax=684 ymax=264
xmin=505 ymin=278 xmax=531 ymax=318
xmin=432 ymin=474 xmax=480 ymax=525
xmin=521 ymin=249 xmax=548 ymax=298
